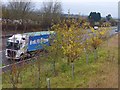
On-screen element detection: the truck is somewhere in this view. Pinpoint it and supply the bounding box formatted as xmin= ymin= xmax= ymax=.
xmin=5 ymin=31 xmax=55 ymax=60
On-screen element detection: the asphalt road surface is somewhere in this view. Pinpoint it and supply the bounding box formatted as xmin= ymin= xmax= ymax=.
xmin=1 ymin=37 xmax=10 ymax=66
xmin=0 ymin=27 xmax=118 ymax=72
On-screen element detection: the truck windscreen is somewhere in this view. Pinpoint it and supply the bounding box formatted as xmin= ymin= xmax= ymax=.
xmin=6 ymin=42 xmax=20 ymax=50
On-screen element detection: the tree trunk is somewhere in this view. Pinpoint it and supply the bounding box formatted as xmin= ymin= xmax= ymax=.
xmin=38 ymin=61 xmax=41 ymax=88
xmin=94 ymin=48 xmax=97 ymax=61
xmin=86 ymin=52 xmax=89 ymax=64
xmin=53 ymin=60 xmax=56 ymax=76
xmin=67 ymin=57 xmax=70 ymax=65
xmin=71 ymin=63 xmax=74 ymax=80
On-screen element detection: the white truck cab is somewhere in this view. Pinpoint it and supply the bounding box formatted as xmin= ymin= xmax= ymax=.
xmin=5 ymin=34 xmax=28 ymax=60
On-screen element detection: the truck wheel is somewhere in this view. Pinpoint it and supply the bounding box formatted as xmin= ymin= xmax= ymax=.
xmin=27 ymin=53 xmax=32 ymax=59
xmin=20 ymin=54 xmax=26 ymax=60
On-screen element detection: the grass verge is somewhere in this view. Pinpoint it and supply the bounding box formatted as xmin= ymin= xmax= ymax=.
xmin=2 ymin=34 xmax=118 ymax=88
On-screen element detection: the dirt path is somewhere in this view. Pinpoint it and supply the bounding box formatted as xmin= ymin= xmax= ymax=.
xmin=88 ymin=34 xmax=118 ymax=88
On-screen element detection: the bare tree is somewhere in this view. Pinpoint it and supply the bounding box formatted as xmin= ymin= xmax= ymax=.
xmin=2 ymin=4 xmax=9 ymax=20
xmin=7 ymin=0 xmax=34 ymax=27
xmin=2 ymin=4 xmax=10 ymax=31
xmin=40 ymin=0 xmax=62 ymax=28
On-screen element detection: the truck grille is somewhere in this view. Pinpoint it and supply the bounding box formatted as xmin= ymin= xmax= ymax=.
xmin=7 ymin=50 xmax=16 ymax=57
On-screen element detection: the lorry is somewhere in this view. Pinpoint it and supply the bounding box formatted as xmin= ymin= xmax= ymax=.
xmin=5 ymin=31 xmax=55 ymax=60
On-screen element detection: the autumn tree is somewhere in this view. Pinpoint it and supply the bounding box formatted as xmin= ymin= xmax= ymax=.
xmin=83 ymin=33 xmax=92 ymax=64
xmin=50 ymin=15 xmax=86 ymax=65
xmin=89 ymin=25 xmax=110 ymax=61
xmin=47 ymin=13 xmax=87 ymax=79
xmin=41 ymin=30 xmax=63 ymax=76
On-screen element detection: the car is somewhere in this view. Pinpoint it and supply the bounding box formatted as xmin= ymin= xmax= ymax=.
xmin=115 ymin=29 xmax=118 ymax=32
xmin=94 ymin=26 xmax=98 ymax=30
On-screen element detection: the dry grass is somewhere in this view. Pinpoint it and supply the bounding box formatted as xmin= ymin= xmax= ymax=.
xmin=88 ymin=34 xmax=118 ymax=88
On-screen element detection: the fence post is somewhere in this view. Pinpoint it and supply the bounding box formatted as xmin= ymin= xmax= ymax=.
xmin=72 ymin=63 xmax=74 ymax=80
xmin=47 ymin=78 xmax=50 ymax=90
xmin=84 ymin=48 xmax=88 ymax=64
xmin=53 ymin=60 xmax=55 ymax=75
xmin=86 ymin=52 xmax=88 ymax=64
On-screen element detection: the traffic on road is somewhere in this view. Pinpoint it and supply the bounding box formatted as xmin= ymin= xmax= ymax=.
xmin=0 ymin=27 xmax=118 ymax=72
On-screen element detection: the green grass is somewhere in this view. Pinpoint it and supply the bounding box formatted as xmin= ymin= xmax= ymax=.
xmin=2 ymin=34 xmax=118 ymax=88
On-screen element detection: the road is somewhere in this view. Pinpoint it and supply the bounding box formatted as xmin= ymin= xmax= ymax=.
xmin=109 ymin=27 xmax=118 ymax=36
xmin=1 ymin=37 xmax=11 ymax=66
xmin=0 ymin=26 xmax=118 ymax=72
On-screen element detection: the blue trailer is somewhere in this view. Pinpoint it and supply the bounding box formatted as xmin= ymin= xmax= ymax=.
xmin=28 ymin=32 xmax=52 ymax=51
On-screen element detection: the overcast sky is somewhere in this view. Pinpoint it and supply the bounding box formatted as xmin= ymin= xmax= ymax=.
xmin=62 ymin=2 xmax=118 ymax=18
xmin=2 ymin=0 xmax=119 ymax=18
